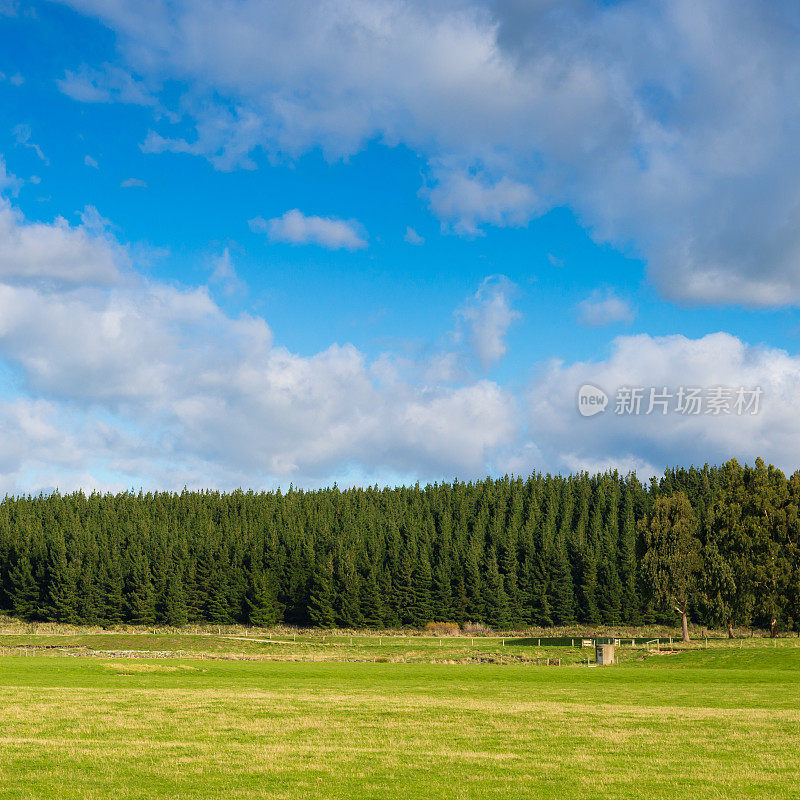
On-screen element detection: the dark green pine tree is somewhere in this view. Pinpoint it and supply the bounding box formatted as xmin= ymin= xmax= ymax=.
xmin=189 ymin=547 xmax=213 ymax=623
xmin=522 ymin=505 xmax=554 ymax=627
xmin=432 ymin=560 xmax=453 ymax=621
xmin=182 ymin=558 xmax=202 ymax=623
xmin=124 ymin=543 xmax=156 ymax=626
xmin=618 ymin=489 xmax=641 ymax=623
xmin=45 ymin=533 xmax=78 ymax=623
xmin=407 ymin=555 xmax=433 ymax=627
xmin=528 ymin=549 xmax=553 ymax=626
xmin=206 ymin=564 xmax=234 ymax=625
xmin=163 ymin=568 xmax=188 ymax=627
xmin=499 ymin=540 xmax=524 ymax=626
xmin=334 ymin=555 xmax=361 ymax=628
xmin=244 ymin=566 xmax=283 ymax=627
xmin=394 ymin=558 xmax=414 ymax=625
xmin=449 ymin=558 xmax=468 ymax=624
xmin=482 ymin=550 xmax=510 ymax=629
xmin=307 ymin=554 xmax=336 ymax=627
xmin=98 ymin=553 xmax=125 ymax=626
xmin=463 ymin=547 xmax=485 ymax=622
xmin=8 ymin=553 xmax=40 ymax=621
xmin=75 ymin=562 xmax=100 ymax=626
xmin=379 ymin=569 xmax=399 ymax=627
xmin=579 ymin=549 xmax=600 ymax=624
xmin=596 ymin=555 xmax=623 ymax=624
xmin=359 ymin=564 xmax=384 ymax=628
xmin=550 ymin=542 xmax=576 ymax=625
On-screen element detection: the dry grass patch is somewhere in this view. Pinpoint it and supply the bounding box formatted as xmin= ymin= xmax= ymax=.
xmin=101 ymin=662 xmax=201 ymax=674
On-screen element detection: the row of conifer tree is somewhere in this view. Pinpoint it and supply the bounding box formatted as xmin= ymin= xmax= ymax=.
xmin=0 ymin=458 xmax=797 ymax=631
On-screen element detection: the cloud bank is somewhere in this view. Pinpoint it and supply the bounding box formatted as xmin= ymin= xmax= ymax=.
xmin=0 ymin=186 xmax=517 ymax=492
xmin=1 ymin=179 xmax=799 ymax=490
xmin=58 ymin=0 xmax=800 ymax=305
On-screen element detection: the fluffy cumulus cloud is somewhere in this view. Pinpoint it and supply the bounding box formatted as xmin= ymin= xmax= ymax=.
xmin=0 ymin=196 xmax=121 ymax=286
xmin=524 ymin=332 xmax=800 ymax=478
xmin=3 ymin=184 xmax=800 ymax=489
xmin=250 ymin=209 xmax=367 ymax=250
xmin=57 ymin=0 xmax=800 ymax=305
xmin=0 ymin=191 xmax=517 ymax=491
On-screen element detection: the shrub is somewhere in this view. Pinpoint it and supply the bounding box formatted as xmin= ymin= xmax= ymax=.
xmin=424 ymin=621 xmax=460 ymax=636
xmin=461 ymin=621 xmax=492 ymax=636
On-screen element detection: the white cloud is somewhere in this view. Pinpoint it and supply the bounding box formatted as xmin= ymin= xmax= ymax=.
xmin=57 ymin=0 xmax=800 ymax=305
xmin=526 ymin=332 xmax=800 ymax=477
xmin=84 ymin=155 xmax=99 ymax=168
xmin=13 ymin=124 xmax=48 ymax=164
xmin=0 ymin=199 xmax=122 ymax=286
xmin=0 ymin=157 xmax=20 ymax=195
xmin=404 ymin=226 xmax=424 ymax=245
xmin=0 ymin=191 xmax=517 ymax=490
xmin=0 ymin=70 xmax=24 ymax=85
xmin=427 ymin=169 xmax=540 ymax=235
xmin=577 ymin=290 xmax=636 ymax=327
xmin=250 ymin=209 xmax=367 ymax=250
xmin=455 ymin=275 xmax=520 ymax=369
xmin=3 ymin=181 xmax=800 ymax=489
xmin=208 ymin=247 xmax=243 ymax=295
xmin=121 ymin=177 xmax=147 ymax=188
xmin=142 ymin=106 xmax=265 ymax=171
xmin=58 ymin=64 xmax=156 ymax=106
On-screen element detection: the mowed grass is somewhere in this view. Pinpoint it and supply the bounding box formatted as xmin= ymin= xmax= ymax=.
xmin=0 ymin=644 xmax=798 ymax=799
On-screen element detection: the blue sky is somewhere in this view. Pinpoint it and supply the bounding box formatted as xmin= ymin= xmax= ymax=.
xmin=1 ymin=0 xmax=800 ymax=493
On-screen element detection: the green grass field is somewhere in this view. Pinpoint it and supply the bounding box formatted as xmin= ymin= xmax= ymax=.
xmin=0 ymin=635 xmax=798 ymax=799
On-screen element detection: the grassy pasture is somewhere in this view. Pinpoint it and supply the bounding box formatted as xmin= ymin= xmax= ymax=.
xmin=0 ymin=635 xmax=798 ymax=799
xmin=0 ymin=632 xmax=605 ymax=665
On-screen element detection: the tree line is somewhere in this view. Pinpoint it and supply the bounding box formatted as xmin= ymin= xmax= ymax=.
xmin=0 ymin=458 xmax=797 ymax=633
